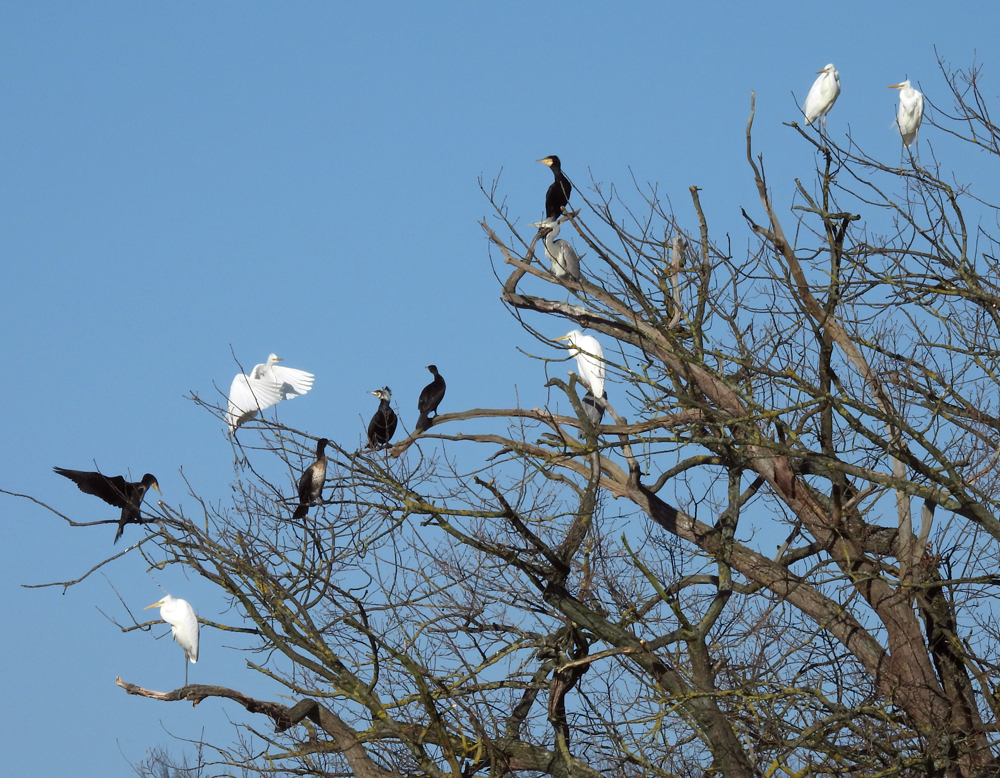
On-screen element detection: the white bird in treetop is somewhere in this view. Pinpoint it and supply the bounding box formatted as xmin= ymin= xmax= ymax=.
xmin=803 ymin=63 xmax=841 ymax=133
xmin=144 ymin=593 xmax=199 ymax=686
xmin=888 ymin=79 xmax=924 ymax=149
xmin=556 ymin=330 xmax=605 ymax=399
xmin=227 ymin=353 xmax=315 ymax=433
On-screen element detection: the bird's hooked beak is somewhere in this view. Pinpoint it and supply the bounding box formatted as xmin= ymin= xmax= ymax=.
xmin=537 ymin=157 xmax=554 ymax=167
xmin=152 ymin=481 xmax=161 ymax=494
xmin=144 ymin=600 xmax=164 ymax=610
xmin=368 ymin=390 xmax=380 ymax=397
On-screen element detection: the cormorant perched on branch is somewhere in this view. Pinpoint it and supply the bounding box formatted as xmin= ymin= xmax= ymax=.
xmin=53 ymin=467 xmax=160 ymax=543
xmin=227 ymin=353 xmax=315 ymax=433
xmin=415 ymin=365 xmax=446 ymax=432
xmin=582 ymin=390 xmax=607 ymax=427
xmin=537 ymin=155 xmax=572 ymax=221
xmin=293 ymin=438 xmax=329 ymax=521
xmin=530 ymin=219 xmax=581 ymax=281
xmin=367 ymin=387 xmax=397 ymax=449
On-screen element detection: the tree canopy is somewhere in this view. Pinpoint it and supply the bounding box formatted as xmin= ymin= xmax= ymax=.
xmin=32 ymin=60 xmax=1000 ymax=778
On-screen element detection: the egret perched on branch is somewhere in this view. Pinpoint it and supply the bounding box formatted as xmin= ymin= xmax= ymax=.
xmin=888 ymin=79 xmax=924 ymax=149
xmin=367 ymin=387 xmax=397 ymax=449
xmin=803 ymin=64 xmax=840 ymax=133
xmin=293 ymin=438 xmax=329 ymax=521
xmin=529 ymin=219 xmax=582 ymax=282
xmin=53 ymin=467 xmax=160 ymax=544
xmin=144 ymin=593 xmax=199 ymax=686
xmin=537 ymin=155 xmax=572 ymax=221
xmin=415 ymin=366 xmax=446 ymax=433
xmin=556 ymin=330 xmax=605 ymax=399
xmin=227 ymin=353 xmax=315 ymax=433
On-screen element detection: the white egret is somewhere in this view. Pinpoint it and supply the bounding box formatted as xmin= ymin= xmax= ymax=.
xmin=530 ymin=219 xmax=582 ymax=282
xmin=367 ymin=387 xmax=397 ymax=449
xmin=293 ymin=438 xmax=329 ymax=521
xmin=556 ymin=330 xmax=606 ymax=399
xmin=227 ymin=353 xmax=315 ymax=433
xmin=803 ymin=64 xmax=841 ymax=133
xmin=53 ymin=467 xmax=160 ymax=544
xmin=888 ymin=80 xmax=924 ymax=149
xmin=144 ymin=593 xmax=199 ymax=685
xmin=537 ymin=155 xmax=572 ymax=220
xmin=415 ymin=366 xmax=446 ymax=433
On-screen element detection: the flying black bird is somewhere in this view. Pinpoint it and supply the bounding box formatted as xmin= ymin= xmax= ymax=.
xmin=415 ymin=365 xmax=446 ymax=432
xmin=292 ymin=438 xmax=329 ymax=521
xmin=537 ymin=155 xmax=572 ymax=221
xmin=367 ymin=387 xmax=398 ymax=449
xmin=53 ymin=467 xmax=160 ymax=543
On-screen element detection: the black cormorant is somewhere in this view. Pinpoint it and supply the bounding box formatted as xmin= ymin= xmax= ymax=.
xmin=537 ymin=155 xmax=572 ymax=221
xmin=581 ymin=390 xmax=608 ymax=427
xmin=293 ymin=438 xmax=329 ymax=521
xmin=367 ymin=387 xmax=398 ymax=449
xmin=53 ymin=467 xmax=160 ymax=543
xmin=415 ymin=365 xmax=446 ymax=432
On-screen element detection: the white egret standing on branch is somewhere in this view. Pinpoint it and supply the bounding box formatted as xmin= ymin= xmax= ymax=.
xmin=53 ymin=467 xmax=160 ymax=544
xmin=530 ymin=219 xmax=582 ymax=282
xmin=144 ymin=593 xmax=199 ymax=686
xmin=888 ymin=79 xmax=924 ymax=149
xmin=556 ymin=330 xmax=605 ymax=399
xmin=227 ymin=353 xmax=315 ymax=433
xmin=803 ymin=64 xmax=840 ymax=134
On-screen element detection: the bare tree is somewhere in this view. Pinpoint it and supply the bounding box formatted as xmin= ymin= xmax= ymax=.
xmin=26 ymin=59 xmax=1000 ymax=778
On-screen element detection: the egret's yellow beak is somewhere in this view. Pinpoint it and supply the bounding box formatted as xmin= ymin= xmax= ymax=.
xmin=144 ymin=600 xmax=164 ymax=610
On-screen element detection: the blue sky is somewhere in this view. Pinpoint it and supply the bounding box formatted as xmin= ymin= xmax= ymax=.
xmin=3 ymin=2 xmax=999 ymax=774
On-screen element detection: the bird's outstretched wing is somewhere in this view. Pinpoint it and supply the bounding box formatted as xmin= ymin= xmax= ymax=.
xmin=227 ymin=373 xmax=282 ymax=431
xmin=269 ymin=365 xmax=315 ymax=401
xmin=53 ymin=468 xmax=131 ymax=509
